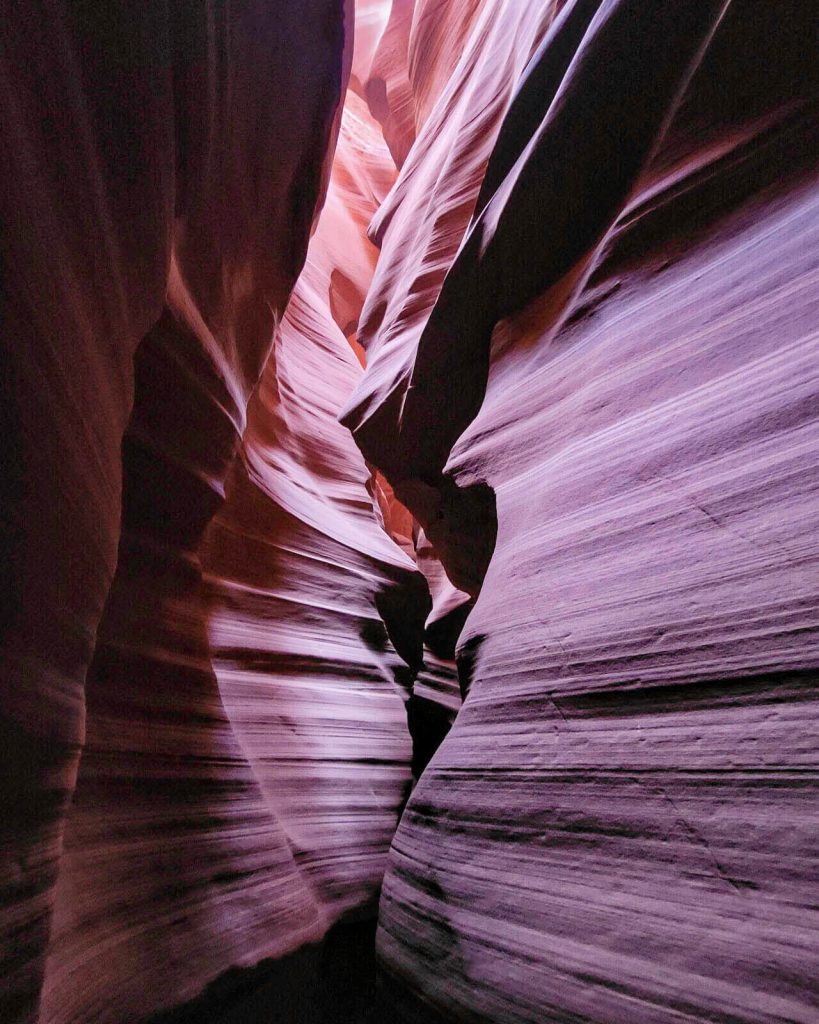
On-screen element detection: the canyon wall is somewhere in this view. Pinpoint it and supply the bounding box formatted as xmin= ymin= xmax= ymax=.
xmin=201 ymin=90 xmax=426 ymax=953
xmin=0 ymin=2 xmax=395 ymax=1021
xmin=2 ymin=1 xmax=817 ymax=1022
xmin=346 ymin=1 xmax=819 ymax=1022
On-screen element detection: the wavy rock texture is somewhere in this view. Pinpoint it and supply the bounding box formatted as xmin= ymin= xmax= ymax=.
xmin=201 ymin=93 xmax=429 ymax=947
xmin=3 ymin=0 xmax=818 ymax=1022
xmin=343 ymin=0 xmax=558 ymax=455
xmin=344 ymin=1 xmax=819 ymax=1022
xmin=2 ymin=2 xmax=352 ymax=1021
xmin=342 ymin=0 xmax=558 ymax=587
xmin=363 ymin=0 xmax=417 ymax=168
xmin=0 ymin=6 xmax=173 ymax=1016
xmin=349 ymin=0 xmax=391 ymax=100
xmin=407 ymin=530 xmax=466 ymax=779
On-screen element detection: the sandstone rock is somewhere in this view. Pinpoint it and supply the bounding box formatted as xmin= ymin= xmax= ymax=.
xmin=1 ymin=2 xmax=350 ymax=1020
xmin=363 ymin=2 xmax=819 ymax=1021
xmin=202 ymin=94 xmax=427 ymax=950
xmin=3 ymin=1 xmax=817 ymax=1022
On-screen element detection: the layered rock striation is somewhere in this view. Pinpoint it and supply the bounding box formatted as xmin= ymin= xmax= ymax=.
xmin=347 ymin=2 xmax=819 ymax=1022
xmin=2 ymin=1 xmax=817 ymax=1023
xmin=0 ymin=2 xmax=397 ymax=1021
xmin=201 ymin=92 xmax=428 ymax=947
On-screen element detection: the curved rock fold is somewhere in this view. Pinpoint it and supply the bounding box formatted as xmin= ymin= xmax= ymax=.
xmin=1 ymin=1 xmax=817 ymax=1022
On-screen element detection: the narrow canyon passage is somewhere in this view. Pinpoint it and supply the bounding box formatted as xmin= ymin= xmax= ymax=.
xmin=1 ymin=2 xmax=818 ymax=1023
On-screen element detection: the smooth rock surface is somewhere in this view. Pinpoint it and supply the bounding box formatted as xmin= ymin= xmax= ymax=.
xmin=3 ymin=1 xmax=817 ymax=1023
xmin=2 ymin=2 xmax=352 ymax=1021
xmin=202 ymin=92 xmax=427 ymax=944
xmin=346 ymin=1 xmax=819 ymax=1021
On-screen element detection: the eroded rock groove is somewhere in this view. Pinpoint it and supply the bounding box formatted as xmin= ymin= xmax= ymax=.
xmin=1 ymin=2 xmax=817 ymax=1023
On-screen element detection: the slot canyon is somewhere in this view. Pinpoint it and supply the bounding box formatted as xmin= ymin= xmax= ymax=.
xmin=1 ymin=1 xmax=817 ymax=1022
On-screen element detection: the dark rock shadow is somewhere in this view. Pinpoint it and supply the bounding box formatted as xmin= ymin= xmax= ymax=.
xmin=147 ymin=919 xmax=381 ymax=1024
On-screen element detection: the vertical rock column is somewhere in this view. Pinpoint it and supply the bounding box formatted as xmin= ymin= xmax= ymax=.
xmin=347 ymin=1 xmax=819 ymax=1021
xmin=202 ymin=90 xmax=430 ymax=940
xmin=2 ymin=2 xmax=351 ymax=1022
xmin=0 ymin=6 xmax=174 ymax=1019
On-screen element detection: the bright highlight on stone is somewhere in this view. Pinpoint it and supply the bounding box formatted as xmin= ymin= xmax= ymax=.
xmin=1 ymin=2 xmax=817 ymax=1023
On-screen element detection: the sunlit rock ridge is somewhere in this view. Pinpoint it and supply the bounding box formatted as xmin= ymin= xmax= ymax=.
xmin=1 ymin=1 xmax=816 ymax=1022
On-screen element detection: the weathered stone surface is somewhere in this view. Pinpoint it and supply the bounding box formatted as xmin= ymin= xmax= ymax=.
xmin=1 ymin=2 xmax=351 ymax=1020
xmin=202 ymin=93 xmax=427 ymax=948
xmin=341 ymin=0 xmax=556 ymax=578
xmin=3 ymin=1 xmax=817 ymax=1022
xmin=346 ymin=2 xmax=819 ymax=1022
